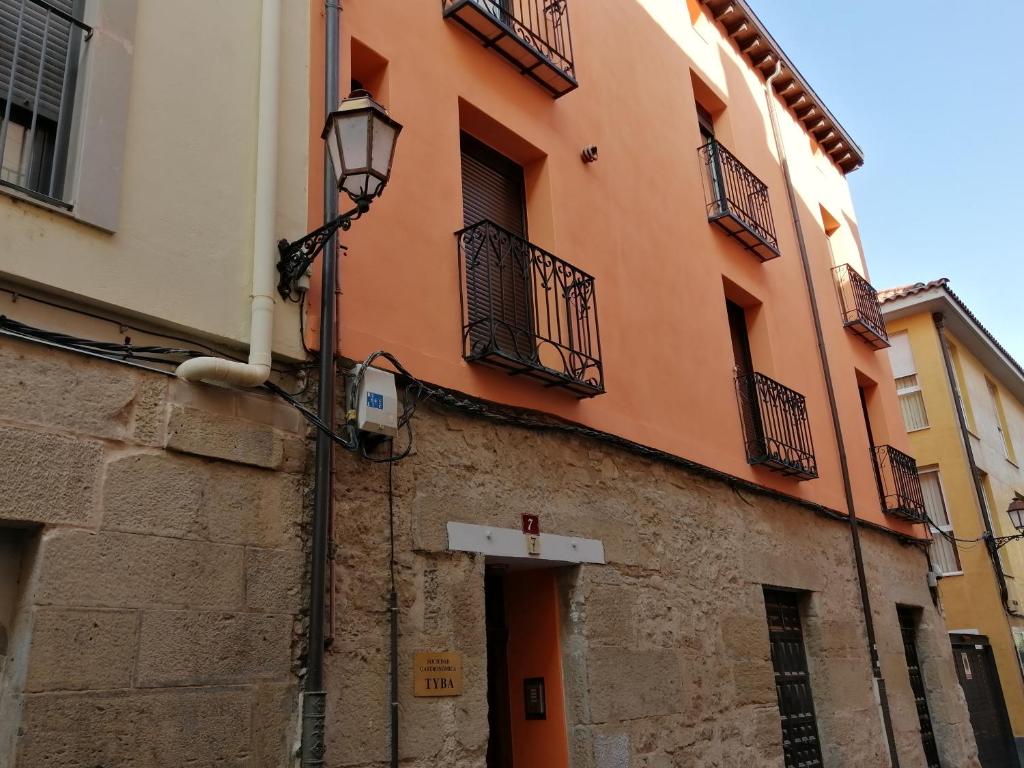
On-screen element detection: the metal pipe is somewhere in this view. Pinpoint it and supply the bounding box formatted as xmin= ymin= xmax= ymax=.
xmin=764 ymin=60 xmax=901 ymax=768
xmin=300 ymin=0 xmax=340 ymax=765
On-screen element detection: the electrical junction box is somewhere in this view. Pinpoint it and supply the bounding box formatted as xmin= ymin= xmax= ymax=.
xmin=352 ymin=364 xmax=398 ymax=437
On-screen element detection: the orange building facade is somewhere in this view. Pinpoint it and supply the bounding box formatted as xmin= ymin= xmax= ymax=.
xmin=312 ymin=1 xmax=981 ymax=766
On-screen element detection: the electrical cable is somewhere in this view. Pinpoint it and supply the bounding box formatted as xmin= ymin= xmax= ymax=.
xmin=1 ymin=286 xmax=315 ymax=375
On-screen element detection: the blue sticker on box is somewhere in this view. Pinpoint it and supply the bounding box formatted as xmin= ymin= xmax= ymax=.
xmin=366 ymin=392 xmax=384 ymax=410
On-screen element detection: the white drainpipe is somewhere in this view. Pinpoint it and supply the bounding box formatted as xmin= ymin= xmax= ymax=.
xmin=176 ymin=0 xmax=280 ymax=387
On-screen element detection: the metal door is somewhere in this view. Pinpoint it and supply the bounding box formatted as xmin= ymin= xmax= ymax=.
xmin=898 ymin=608 xmax=941 ymax=767
xmin=764 ymin=589 xmax=824 ymax=768
xmin=950 ymin=634 xmax=1017 ymax=768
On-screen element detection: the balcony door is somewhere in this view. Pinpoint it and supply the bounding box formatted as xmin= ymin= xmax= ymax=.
xmin=728 ymin=300 xmax=763 ymax=457
xmin=460 ymin=132 xmax=535 ymax=363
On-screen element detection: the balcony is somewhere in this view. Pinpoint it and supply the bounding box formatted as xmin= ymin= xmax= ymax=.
xmin=456 ymin=219 xmax=603 ymax=397
xmin=442 ymin=0 xmax=577 ymax=98
xmin=874 ymin=445 xmax=926 ymax=523
xmin=736 ymin=372 xmax=817 ymax=480
xmin=833 ymin=264 xmax=889 ymax=349
xmin=698 ymin=140 xmax=780 ymax=261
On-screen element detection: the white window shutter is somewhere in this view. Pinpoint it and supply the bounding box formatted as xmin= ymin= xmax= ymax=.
xmin=888 ymin=332 xmax=917 ymax=379
xmin=70 ymin=0 xmax=136 ymax=231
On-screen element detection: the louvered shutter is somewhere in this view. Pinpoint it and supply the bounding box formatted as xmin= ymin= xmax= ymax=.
xmin=0 ymin=0 xmax=77 ymax=121
xmin=460 ymin=133 xmax=534 ymax=361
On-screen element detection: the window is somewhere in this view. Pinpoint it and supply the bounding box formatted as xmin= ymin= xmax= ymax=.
xmin=889 ymin=332 xmax=929 ymax=431
xmin=0 ymin=0 xmax=89 ymax=204
xmin=763 ymin=589 xmax=824 ymax=768
xmin=456 ymin=130 xmax=603 ymax=395
xmin=920 ymin=469 xmax=960 ymax=574
xmin=986 ymin=379 xmax=1015 ymax=462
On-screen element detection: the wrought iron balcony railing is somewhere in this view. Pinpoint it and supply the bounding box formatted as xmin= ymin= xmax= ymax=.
xmin=0 ymin=0 xmax=91 ymax=206
xmin=442 ymin=0 xmax=577 ymax=98
xmin=736 ymin=371 xmax=817 ymax=480
xmin=456 ymin=219 xmax=603 ymax=397
xmin=873 ymin=445 xmax=926 ymax=523
xmin=698 ymin=139 xmax=780 ymax=261
xmin=833 ymin=264 xmax=889 ymax=349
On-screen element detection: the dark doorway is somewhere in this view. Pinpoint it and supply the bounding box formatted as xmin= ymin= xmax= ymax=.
xmin=950 ymin=633 xmax=1017 ymax=768
xmin=898 ymin=608 xmax=942 ymax=768
xmin=484 ymin=565 xmax=569 ymax=768
xmin=485 ymin=567 xmax=514 ymax=768
xmin=764 ymin=589 xmax=824 ymax=768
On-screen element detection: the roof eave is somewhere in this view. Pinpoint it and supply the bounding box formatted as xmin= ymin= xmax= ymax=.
xmin=698 ymin=0 xmax=864 ymax=175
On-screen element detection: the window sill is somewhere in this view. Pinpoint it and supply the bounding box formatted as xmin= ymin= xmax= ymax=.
xmin=939 ymin=571 xmax=965 ymax=578
xmin=906 ymin=425 xmax=931 ymax=434
xmin=0 ymin=183 xmax=76 ymax=219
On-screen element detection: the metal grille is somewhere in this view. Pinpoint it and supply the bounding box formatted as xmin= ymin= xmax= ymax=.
xmin=736 ymin=371 xmax=817 ymax=480
xmin=764 ymin=589 xmax=824 ymax=768
xmin=833 ymin=264 xmax=889 ymax=349
xmin=442 ymin=0 xmax=576 ymax=97
xmin=457 ymin=218 xmax=603 ymax=397
xmin=698 ymin=138 xmax=779 ymax=260
xmin=0 ymin=0 xmax=89 ymax=204
xmin=898 ymin=609 xmax=941 ymax=768
xmin=873 ymin=445 xmax=926 ymax=522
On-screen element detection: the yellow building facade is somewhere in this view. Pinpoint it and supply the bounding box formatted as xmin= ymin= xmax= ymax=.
xmin=883 ymin=279 xmax=1024 ymax=766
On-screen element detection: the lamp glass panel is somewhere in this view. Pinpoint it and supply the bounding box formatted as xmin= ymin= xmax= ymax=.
xmin=370 ymin=116 xmax=397 ymax=176
xmin=337 ymin=112 xmax=370 ymax=172
xmin=325 ymin=129 xmax=342 ymax=186
xmin=342 ymin=172 xmax=371 ymax=200
xmin=1010 ymin=506 xmax=1024 ymax=531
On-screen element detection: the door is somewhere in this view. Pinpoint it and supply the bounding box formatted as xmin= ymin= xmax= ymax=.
xmin=460 ymin=132 xmax=535 ymax=363
xmin=898 ymin=608 xmax=941 ymax=768
xmin=950 ymin=634 xmax=1017 ymax=768
xmin=764 ymin=589 xmax=824 ymax=768
xmin=485 ymin=566 xmax=569 ymax=768
xmin=697 ymin=104 xmax=725 ymax=215
xmin=728 ymin=300 xmax=763 ymax=458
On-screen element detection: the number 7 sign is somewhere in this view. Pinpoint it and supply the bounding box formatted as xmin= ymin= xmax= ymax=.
xmin=521 ymin=514 xmax=540 ymax=535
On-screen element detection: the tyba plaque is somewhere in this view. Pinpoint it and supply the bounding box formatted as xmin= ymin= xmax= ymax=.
xmin=413 ymin=651 xmax=464 ymax=697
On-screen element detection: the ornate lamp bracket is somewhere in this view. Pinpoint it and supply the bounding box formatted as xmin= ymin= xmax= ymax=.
xmin=276 ymin=200 xmax=369 ymax=299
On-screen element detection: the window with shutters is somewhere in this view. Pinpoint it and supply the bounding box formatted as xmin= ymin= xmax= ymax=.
xmin=985 ymin=379 xmax=1016 ymax=463
xmin=919 ymin=468 xmax=961 ymax=575
xmin=889 ymin=332 xmax=929 ymax=432
xmin=0 ymin=0 xmax=89 ymax=206
xmin=456 ymin=132 xmax=603 ymax=397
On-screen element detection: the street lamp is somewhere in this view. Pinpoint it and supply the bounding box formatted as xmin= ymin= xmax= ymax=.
xmin=985 ymin=497 xmax=1024 ymax=549
xmin=277 ymin=91 xmax=402 ymax=298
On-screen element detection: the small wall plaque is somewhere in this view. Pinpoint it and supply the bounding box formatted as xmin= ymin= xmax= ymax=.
xmin=524 ymin=676 xmax=546 ymax=719
xmin=413 ymin=651 xmax=464 ymax=697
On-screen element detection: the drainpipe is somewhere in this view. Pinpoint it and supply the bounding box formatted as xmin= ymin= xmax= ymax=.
xmin=175 ymin=0 xmax=280 ymax=387
xmin=932 ymin=312 xmax=1014 ymax=611
xmin=764 ymin=60 xmax=901 ymax=768
xmin=300 ymin=0 xmax=340 ymax=765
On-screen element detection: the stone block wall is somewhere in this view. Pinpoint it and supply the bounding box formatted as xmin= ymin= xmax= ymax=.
xmin=326 ymin=399 xmax=981 ymax=768
xmin=0 ymin=337 xmax=308 ymax=767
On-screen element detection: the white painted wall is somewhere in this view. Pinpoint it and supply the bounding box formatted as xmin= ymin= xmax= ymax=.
xmin=0 ymin=0 xmax=311 ymax=360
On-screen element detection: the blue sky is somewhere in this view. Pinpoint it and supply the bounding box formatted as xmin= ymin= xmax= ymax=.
xmin=750 ymin=1 xmax=1024 ymax=361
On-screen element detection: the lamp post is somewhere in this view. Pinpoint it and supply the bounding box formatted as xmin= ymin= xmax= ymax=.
xmin=292 ymin=91 xmax=400 ymax=768
xmin=985 ymin=497 xmax=1024 ymax=550
xmin=277 ymin=92 xmax=402 ymax=298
